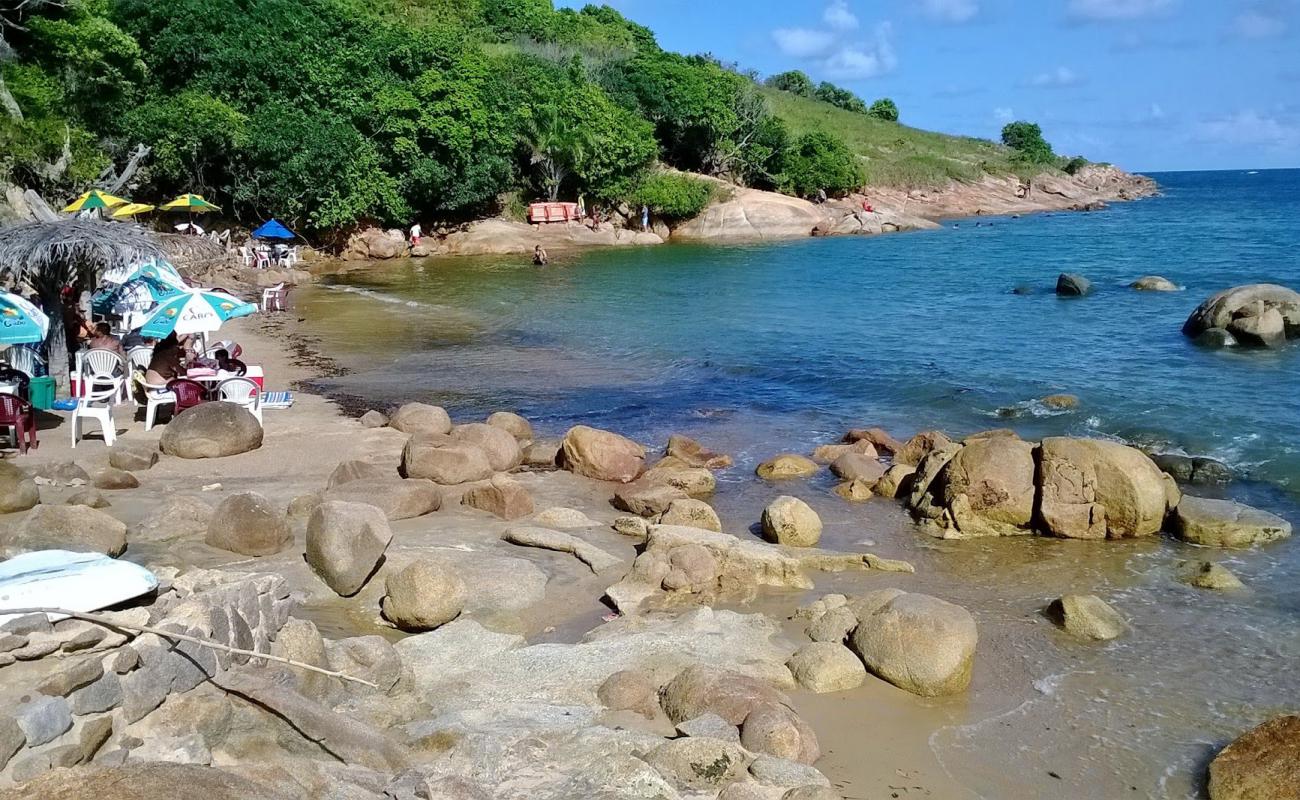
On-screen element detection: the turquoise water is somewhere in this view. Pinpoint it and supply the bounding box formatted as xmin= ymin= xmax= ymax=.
xmin=309 ymin=168 xmax=1299 ymax=498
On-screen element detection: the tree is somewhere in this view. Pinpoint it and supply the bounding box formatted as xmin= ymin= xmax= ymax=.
xmin=868 ymin=98 xmax=899 ymax=122
xmin=766 ymin=70 xmax=814 ymax=97
xmin=124 ymin=91 xmax=246 ymax=196
xmin=779 ymin=131 xmax=861 ymax=198
xmin=814 ymin=81 xmax=867 ymax=114
xmin=526 ymin=101 xmax=585 ymax=202
xmin=630 ymin=172 xmax=715 ymax=222
xmin=480 ymin=0 xmax=553 ymax=41
xmin=1001 ymin=121 xmax=1055 ymax=163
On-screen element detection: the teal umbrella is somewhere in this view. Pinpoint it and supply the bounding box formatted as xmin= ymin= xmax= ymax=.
xmin=138 ymin=288 xmax=257 ymax=338
xmin=0 ymin=291 xmax=50 ymax=345
xmin=92 ymin=274 xmax=184 ymax=316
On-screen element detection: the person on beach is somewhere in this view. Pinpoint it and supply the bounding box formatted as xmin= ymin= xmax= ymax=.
xmin=85 ymin=322 xmax=127 ymax=360
xmin=145 ymin=332 xmax=184 ymax=385
xmin=533 ymin=245 xmax=549 ymax=266
xmin=409 ymin=222 xmax=422 ymax=247
xmin=641 ymin=205 xmax=650 ymax=232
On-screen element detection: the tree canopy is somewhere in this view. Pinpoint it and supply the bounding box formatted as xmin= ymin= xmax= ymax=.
xmin=1001 ymin=121 xmax=1055 ymax=163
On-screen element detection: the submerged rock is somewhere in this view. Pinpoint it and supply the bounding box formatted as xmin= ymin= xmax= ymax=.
xmin=756 ymin=454 xmax=818 ymax=480
xmin=848 ymin=592 xmax=977 ymax=696
xmin=1207 ymin=715 xmax=1300 ymax=800
xmin=1056 ymin=273 xmax=1092 ymax=296
xmin=1130 ymin=275 xmax=1179 ymax=292
xmin=1180 ymin=561 xmax=1245 ymax=591
xmin=1046 ymin=594 xmax=1126 ymax=641
xmin=761 ymin=497 xmax=822 ymax=548
xmin=1173 ymin=496 xmax=1293 ymax=548
xmin=666 ymin=434 xmax=733 ymax=470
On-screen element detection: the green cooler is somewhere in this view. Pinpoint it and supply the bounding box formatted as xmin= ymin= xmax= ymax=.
xmin=28 ymin=376 xmax=56 ymax=410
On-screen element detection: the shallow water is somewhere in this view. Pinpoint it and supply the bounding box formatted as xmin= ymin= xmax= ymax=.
xmin=296 ymin=168 xmax=1300 ymax=799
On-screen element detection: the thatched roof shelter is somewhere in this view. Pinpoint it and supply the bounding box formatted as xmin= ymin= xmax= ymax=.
xmin=0 ymin=218 xmax=169 ymax=290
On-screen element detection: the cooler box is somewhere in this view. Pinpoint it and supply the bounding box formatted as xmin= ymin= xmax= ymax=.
xmin=28 ymin=377 xmax=56 ymax=410
xmin=246 ymin=366 xmax=264 ymax=390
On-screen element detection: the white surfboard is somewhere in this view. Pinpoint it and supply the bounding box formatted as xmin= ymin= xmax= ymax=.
xmin=0 ymin=550 xmax=159 ymax=626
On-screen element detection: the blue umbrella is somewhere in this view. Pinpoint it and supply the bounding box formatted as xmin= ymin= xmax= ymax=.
xmin=0 ymin=291 xmax=50 ymax=345
xmin=252 ymin=219 xmax=295 ymax=240
xmin=138 ymin=288 xmax=258 ymax=338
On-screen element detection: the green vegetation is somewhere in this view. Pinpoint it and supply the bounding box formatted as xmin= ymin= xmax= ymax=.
xmin=1001 ymin=121 xmax=1055 ymax=164
xmin=779 ymin=131 xmax=861 ymax=199
xmin=764 ymin=70 xmax=814 ymax=98
xmin=868 ymin=98 xmax=899 ymax=123
xmin=630 ymin=172 xmax=717 ymax=221
xmin=814 ymin=82 xmax=867 ymax=114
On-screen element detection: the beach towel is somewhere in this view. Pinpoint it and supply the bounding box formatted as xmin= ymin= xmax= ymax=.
xmin=261 ymin=391 xmax=294 ymax=409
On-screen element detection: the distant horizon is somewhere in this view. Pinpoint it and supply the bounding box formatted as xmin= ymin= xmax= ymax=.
xmin=1139 ymin=166 xmax=1299 ymax=174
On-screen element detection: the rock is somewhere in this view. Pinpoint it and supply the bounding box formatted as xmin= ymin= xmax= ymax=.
xmin=645 ymin=465 xmax=717 ymax=497
xmin=1191 ymin=457 xmax=1233 ymax=484
xmin=894 ymin=431 xmax=953 ymax=467
xmin=0 ymin=462 xmax=39 ymax=513
xmin=807 ymin=606 xmax=858 ymax=643
xmin=1183 ymin=284 xmax=1300 ymax=341
xmin=786 ymin=643 xmax=866 ymax=694
xmin=1041 ymin=393 xmax=1080 ymax=409
xmin=359 ymin=409 xmax=388 ymax=428
xmin=522 ymin=439 xmax=561 ymax=469
xmin=761 ymin=496 xmax=822 ymax=548
xmin=666 ymin=434 xmax=733 ymax=469
xmin=913 ymin=436 xmax=1037 ymax=538
xmin=31 ymin=461 xmax=90 ymax=485
xmin=1173 ymin=496 xmax=1292 ymax=548
xmin=829 ymin=453 xmax=885 ymax=484
xmin=613 ymin=515 xmax=650 ymax=538
xmin=832 ymin=479 xmax=873 ymax=502
xmin=671 ymin=187 xmax=830 ymax=242
xmin=0 ymin=762 xmax=298 ymax=800
xmin=848 ymin=592 xmax=977 ymax=696
xmin=560 ymin=425 xmax=646 ymax=483
xmin=872 ymin=464 xmax=916 ymax=499
xmin=401 ymin=436 xmax=493 ymax=485
xmin=326 ymin=459 xmax=390 ymax=489
xmin=343 ymin=226 xmax=410 ymax=260
xmin=269 ymin=618 xmax=332 ymax=695
xmin=461 ymin=474 xmax=534 ymax=520
xmin=613 ymin=484 xmax=688 ymax=518
xmin=1056 ymin=273 xmax=1092 ymax=296
xmin=502 ymin=526 xmax=622 ymax=572
xmin=844 ymin=427 xmax=903 ymax=456
xmin=388 ymin=402 xmax=452 ymax=436
xmin=305 ymin=500 xmax=393 ymax=596
xmin=382 ymin=558 xmax=466 ymax=631
xmin=781 ymin=787 xmax=842 ymax=800
xmin=1207 ymin=714 xmax=1300 ymax=800
xmin=644 ymin=736 xmax=750 ymax=792
xmin=660 ymin=498 xmax=723 ymax=531
xmin=532 ymin=506 xmax=598 ymax=529
xmin=1195 ymin=328 xmax=1237 ymax=348
xmin=485 ymin=411 xmax=533 ymax=441
xmin=756 ymin=454 xmax=818 ymax=480
xmin=1131 ymin=275 xmax=1179 ymax=292
xmin=0 ymin=716 xmax=23 ymax=771
xmin=740 ymin=704 xmax=820 ymax=765
xmin=108 ymin=443 xmax=159 ymax=472
xmin=1151 ymin=453 xmax=1194 ymax=481
xmin=1181 ymin=561 xmax=1245 ymax=590
xmin=5 ymin=505 xmax=126 ymax=556
xmin=749 ymin=755 xmax=831 ymax=790
xmin=204 ymin=492 xmax=291 ymax=557
xmin=14 ymin=695 xmax=72 ymax=747
xmin=325 ymin=478 xmax=441 ymax=520
xmin=91 ymin=467 xmax=139 ymax=490
xmin=662 ymin=544 xmax=720 ymax=592
xmin=1046 ymin=594 xmax=1126 ymax=641
xmin=159 ymin=402 xmax=263 ymax=459
xmin=134 ymin=496 xmax=213 ymax=541
xmin=69 ymin=671 xmax=122 ymax=714
xmin=661 ymin=664 xmax=790 ymax=726
xmin=596 ymin=670 xmax=659 ymax=718
xmin=326 ymin=636 xmax=403 ymax=694
xmin=1037 ymin=437 xmax=1170 ymax=540
xmin=130 ymin=732 xmax=211 ymax=765
xmin=66 ymin=490 xmax=110 ymax=509
xmin=1227 ymin=306 xmax=1287 ymax=347
xmin=452 ymin=422 xmax=523 ymax=471
xmin=677 ymin=713 xmax=740 ymax=742
xmin=811 ymin=441 xmax=877 ymax=465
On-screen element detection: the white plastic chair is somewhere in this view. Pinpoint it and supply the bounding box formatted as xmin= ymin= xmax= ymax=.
xmin=81 ymin=349 xmax=130 ymax=405
xmin=141 ymin=377 xmax=175 ymax=431
xmin=127 ymin=347 xmax=152 ymax=372
xmin=255 ymin=247 xmax=271 ymax=269
xmin=239 ymin=246 xmax=253 ymax=267
xmin=216 ymin=377 xmax=262 ymax=424
xmin=71 ymin=376 xmax=119 ymax=447
xmin=261 ymin=282 xmax=288 ymax=312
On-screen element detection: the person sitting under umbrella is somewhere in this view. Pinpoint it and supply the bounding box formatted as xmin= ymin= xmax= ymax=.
xmin=85 ymin=322 xmax=126 ymax=360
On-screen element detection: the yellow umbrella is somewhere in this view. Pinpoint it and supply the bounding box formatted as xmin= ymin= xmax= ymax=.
xmin=110 ymin=202 xmax=156 ymax=218
xmin=63 ymin=190 xmax=129 ymax=213
xmin=160 ymin=193 xmax=221 ymax=213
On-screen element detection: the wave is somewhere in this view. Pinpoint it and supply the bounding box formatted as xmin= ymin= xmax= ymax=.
xmin=321 ymin=283 xmax=427 ymax=309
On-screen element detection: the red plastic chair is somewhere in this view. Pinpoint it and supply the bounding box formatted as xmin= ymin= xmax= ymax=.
xmin=0 ymin=392 xmax=38 ymax=454
xmin=166 ymin=378 xmax=208 ymax=412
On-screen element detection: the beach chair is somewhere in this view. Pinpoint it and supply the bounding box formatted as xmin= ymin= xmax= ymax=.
xmin=0 ymin=393 xmax=38 ymax=454
xmin=216 ymin=377 xmax=262 ymax=424
xmin=239 ymin=246 xmax=253 ymax=267
xmin=127 ymin=347 xmax=153 ymax=373
xmin=167 ymin=378 xmax=208 ymax=414
xmin=81 ymin=349 xmax=131 ymax=405
xmin=71 ymin=377 xmax=119 ymax=448
xmin=261 ymin=282 xmax=289 ymax=312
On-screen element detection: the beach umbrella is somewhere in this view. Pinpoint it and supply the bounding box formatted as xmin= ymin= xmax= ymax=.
xmin=92 ymin=273 xmax=185 ymax=317
xmin=101 ymin=258 xmax=185 ymax=288
xmin=160 ymin=194 xmax=221 ymax=213
xmin=137 ymin=287 xmax=257 ymax=338
xmin=63 ymin=190 xmax=129 ymax=214
xmin=251 ymin=218 xmax=295 ymax=240
xmin=0 ymin=291 xmax=50 ymax=345
xmin=110 ymin=202 xmax=156 ymax=219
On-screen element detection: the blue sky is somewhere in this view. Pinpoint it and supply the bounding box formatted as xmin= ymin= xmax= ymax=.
xmin=556 ymin=0 xmax=1299 ymax=172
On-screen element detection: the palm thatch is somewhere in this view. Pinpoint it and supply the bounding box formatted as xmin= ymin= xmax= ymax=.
xmin=0 ymin=218 xmax=169 ymax=288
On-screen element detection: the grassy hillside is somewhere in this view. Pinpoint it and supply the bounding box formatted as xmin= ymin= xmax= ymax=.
xmin=761 ymin=88 xmax=1035 ymax=189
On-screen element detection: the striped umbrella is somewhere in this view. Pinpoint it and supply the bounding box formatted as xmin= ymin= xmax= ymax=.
xmin=138 ymin=288 xmax=257 ymax=338
xmin=160 ymin=194 xmax=221 ymax=213
xmin=63 ymin=190 xmax=129 ymax=213
xmin=110 ymin=202 xmax=156 ymax=218
xmin=102 ymin=258 xmax=186 ymax=287
xmin=0 ymin=291 xmax=50 ymax=345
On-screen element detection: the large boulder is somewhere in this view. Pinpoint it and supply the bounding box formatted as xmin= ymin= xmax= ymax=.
xmin=388 ymin=403 xmax=452 ymax=436
xmin=92 ymin=467 xmax=139 ymax=490
xmin=829 ymin=453 xmax=885 ymax=485
xmin=560 ymin=425 xmax=646 ymax=483
xmin=5 ymin=505 xmax=126 ymax=556
xmin=305 ymin=501 xmax=393 ymax=596
xmin=1037 ymin=437 xmax=1169 ymax=540
xmin=761 ymin=496 xmax=822 ymax=547
xmin=912 ymin=436 xmax=1037 ymax=538
xmin=1173 ymin=496 xmax=1292 ymax=548
xmin=1207 ymin=715 xmax=1300 ymax=800
xmin=461 ymin=474 xmax=535 ymax=520
xmin=786 ymin=642 xmax=866 ymax=694
xmin=1056 ymin=273 xmax=1092 ymax=296
xmin=894 ymin=431 xmax=952 ymax=467
xmin=0 ymin=462 xmax=39 ymax=513
xmin=381 ymin=559 xmax=466 ymax=631
xmin=401 ymin=435 xmax=493 ymax=485
xmin=159 ymin=403 xmax=263 ymax=459
xmin=666 ymin=434 xmax=733 ymax=469
xmin=739 ymin=703 xmax=821 ymax=765
xmin=452 ymin=423 xmax=523 ymax=471
xmin=671 ymin=187 xmax=830 ymax=241
xmin=755 ymin=454 xmax=818 ymax=480
xmin=342 ymin=226 xmax=409 ymax=260
xmin=645 ymin=464 xmax=717 ymax=497
xmin=325 ymin=478 xmax=441 ymax=520
xmin=1046 ymin=594 xmax=1126 ymax=641
xmin=485 ymin=411 xmax=533 ymax=442
xmin=873 ymin=464 xmax=916 ymax=499
xmin=849 ymin=592 xmax=977 ymax=696
xmin=1227 ymin=305 xmax=1287 ymax=348
xmin=660 ymin=664 xmax=790 ymax=725
xmin=1183 ymin=284 xmax=1300 ymax=343
xmin=613 ymin=484 xmax=688 ymax=518
xmin=660 ymin=498 xmax=723 ymax=532
xmin=204 ymin=492 xmax=291 ymax=556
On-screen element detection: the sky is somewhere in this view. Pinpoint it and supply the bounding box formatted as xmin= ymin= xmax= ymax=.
xmin=555 ymin=0 xmax=1299 ymax=172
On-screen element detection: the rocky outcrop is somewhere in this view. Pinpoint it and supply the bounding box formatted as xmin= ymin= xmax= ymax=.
xmin=1182 ymin=284 xmax=1300 ymax=348
xmin=438 ymin=218 xmax=663 ymax=256
xmin=1173 ymin=496 xmax=1292 ymax=548
xmin=159 ymin=403 xmax=263 ymax=459
xmin=848 ymin=591 xmax=977 ymax=696
xmin=341 ymin=227 xmax=409 ymax=260
xmin=672 ymin=188 xmax=830 ymax=242
xmin=1207 ymin=715 xmax=1300 ymax=800
xmin=755 ymin=454 xmax=818 ymax=480
xmin=560 ymin=425 xmax=646 ymax=483
xmin=1037 ymin=437 xmax=1169 ymax=540
xmin=1046 ymin=594 xmax=1126 ymax=641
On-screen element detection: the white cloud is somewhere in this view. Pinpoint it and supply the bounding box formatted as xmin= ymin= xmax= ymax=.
xmin=1196 ymin=110 xmax=1300 ymax=149
xmin=772 ymin=27 xmax=838 ymax=59
xmin=1230 ymin=9 xmax=1288 ymax=39
xmin=823 ymin=29 xmax=898 ymax=80
xmin=823 ymin=1 xmax=860 ymax=31
xmin=1068 ymin=0 xmax=1176 ymax=21
xmin=921 ymin=0 xmax=979 ymax=23
xmin=994 ymin=107 xmax=1016 ymax=123
xmin=1028 ymin=66 xmax=1085 ymax=88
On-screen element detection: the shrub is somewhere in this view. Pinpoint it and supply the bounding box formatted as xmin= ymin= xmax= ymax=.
xmin=1062 ymin=156 xmax=1088 ymax=175
xmin=779 ymin=131 xmax=862 ymax=199
xmin=814 ymin=82 xmax=867 ymax=114
xmin=630 ymin=172 xmax=717 ymax=221
xmin=765 ymin=70 xmax=814 ymax=97
xmin=868 ymin=98 xmax=899 ymax=122
xmin=1001 ymin=121 xmax=1055 ymax=163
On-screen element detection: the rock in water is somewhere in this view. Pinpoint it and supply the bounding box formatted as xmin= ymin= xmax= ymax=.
xmin=830 ymin=453 xmax=885 ymax=484
xmin=844 ymin=427 xmax=903 ymax=456
xmin=833 ymin=479 xmax=874 ymax=502
xmin=382 ymin=559 xmax=466 ymax=631
xmin=1037 ymin=437 xmax=1169 ymax=540
xmin=205 ymin=492 xmax=291 ymax=556
xmin=1195 ymin=328 xmax=1237 ymax=348
xmin=1130 ymin=275 xmax=1179 ymax=292
xmin=1207 ymin=715 xmax=1300 ymax=800
xmin=452 ymin=422 xmax=523 ymax=471
xmin=1227 ymin=305 xmax=1287 ymax=348
xmin=849 ymin=592 xmax=977 ymax=696
xmin=1183 ymin=283 xmax=1300 ymax=342
xmin=560 ymin=425 xmax=646 ymax=483
xmin=461 ymin=474 xmax=535 ymax=520
xmin=5 ymin=505 xmax=127 ymax=557
xmin=873 ymin=464 xmax=916 ymax=499
xmin=894 ymin=431 xmax=953 ymax=467
xmin=1046 ymin=594 xmax=1126 ymax=641
xmin=1181 ymin=561 xmax=1245 ymax=591
xmin=486 ymin=411 xmax=533 ymax=442
xmin=1056 ymin=273 xmax=1092 ymax=296
xmin=159 ymin=402 xmax=263 ymax=459
xmin=613 ymin=484 xmax=688 ymax=518
xmin=912 ymin=436 xmax=1037 ymax=538
xmin=755 ymin=454 xmax=818 ymax=480
xmin=1041 ymin=393 xmax=1080 ymax=409
xmin=388 ymin=402 xmax=451 ymax=436
xmin=666 ymin=434 xmax=733 ymax=469
xmin=786 ymin=643 xmax=866 ymax=694
xmin=0 ymin=462 xmax=39 ymax=513
xmin=1173 ymin=496 xmax=1292 ymax=548
xmin=761 ymin=496 xmax=822 ymax=547
xmin=305 ymin=501 xmax=393 ymax=596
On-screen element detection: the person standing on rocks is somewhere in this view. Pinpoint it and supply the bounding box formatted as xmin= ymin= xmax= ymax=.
xmin=409 ymin=222 xmax=422 ymax=247
xmin=641 ymin=205 xmax=650 ymax=232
